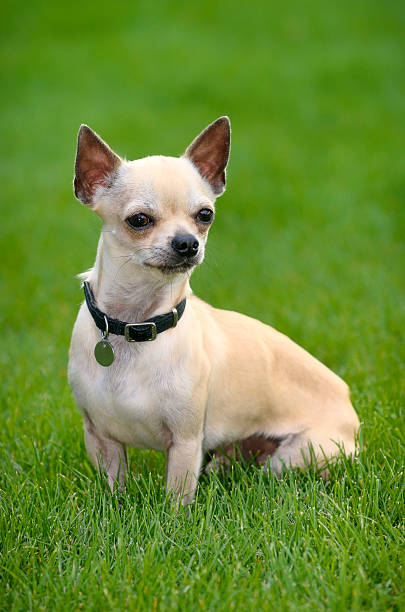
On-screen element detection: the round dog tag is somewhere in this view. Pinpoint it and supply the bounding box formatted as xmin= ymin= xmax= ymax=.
xmin=94 ymin=340 xmax=115 ymax=366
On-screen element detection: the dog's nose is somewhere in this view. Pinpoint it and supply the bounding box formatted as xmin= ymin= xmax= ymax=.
xmin=171 ymin=234 xmax=199 ymax=257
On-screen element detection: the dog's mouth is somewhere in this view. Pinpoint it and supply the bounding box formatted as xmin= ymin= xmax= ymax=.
xmin=141 ymin=245 xmax=203 ymax=274
xmin=144 ymin=258 xmax=200 ymax=274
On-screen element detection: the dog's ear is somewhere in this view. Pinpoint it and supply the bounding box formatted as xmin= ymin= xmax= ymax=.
xmin=184 ymin=116 xmax=231 ymax=196
xmin=74 ymin=125 xmax=122 ymax=206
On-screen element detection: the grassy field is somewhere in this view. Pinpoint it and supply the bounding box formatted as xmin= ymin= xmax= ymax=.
xmin=1 ymin=0 xmax=404 ymax=609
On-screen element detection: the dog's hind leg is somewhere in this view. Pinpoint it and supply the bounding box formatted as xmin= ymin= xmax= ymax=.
xmin=83 ymin=414 xmax=127 ymax=491
xmin=267 ymin=431 xmax=355 ymax=478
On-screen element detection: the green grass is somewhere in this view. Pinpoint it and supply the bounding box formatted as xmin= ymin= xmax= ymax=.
xmin=1 ymin=0 xmax=404 ymax=609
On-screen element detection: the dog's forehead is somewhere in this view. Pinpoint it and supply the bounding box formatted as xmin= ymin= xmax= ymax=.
xmin=117 ymin=156 xmax=212 ymax=211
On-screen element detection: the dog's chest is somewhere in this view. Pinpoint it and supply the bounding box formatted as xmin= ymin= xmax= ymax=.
xmin=72 ymin=335 xmax=191 ymax=451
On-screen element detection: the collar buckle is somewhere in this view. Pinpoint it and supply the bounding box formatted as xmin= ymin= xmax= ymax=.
xmin=171 ymin=307 xmax=178 ymax=328
xmin=124 ymin=321 xmax=157 ymax=342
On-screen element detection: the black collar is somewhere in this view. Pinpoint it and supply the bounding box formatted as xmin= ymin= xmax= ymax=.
xmin=83 ymin=281 xmax=186 ymax=342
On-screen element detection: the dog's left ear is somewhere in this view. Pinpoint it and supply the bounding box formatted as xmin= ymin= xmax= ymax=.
xmin=184 ymin=116 xmax=231 ymax=196
xmin=74 ymin=125 xmax=122 ymax=206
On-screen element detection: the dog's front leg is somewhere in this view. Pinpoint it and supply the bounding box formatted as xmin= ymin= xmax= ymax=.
xmin=83 ymin=415 xmax=127 ymax=491
xmin=166 ymin=437 xmax=203 ymax=505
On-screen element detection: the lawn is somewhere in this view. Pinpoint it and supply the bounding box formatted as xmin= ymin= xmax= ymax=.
xmin=0 ymin=0 xmax=404 ymax=610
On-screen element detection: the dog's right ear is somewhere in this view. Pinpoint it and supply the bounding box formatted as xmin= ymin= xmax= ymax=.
xmin=74 ymin=125 xmax=122 ymax=206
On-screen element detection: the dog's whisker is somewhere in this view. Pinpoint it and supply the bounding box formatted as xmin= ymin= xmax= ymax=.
xmin=113 ymin=256 xmax=133 ymax=282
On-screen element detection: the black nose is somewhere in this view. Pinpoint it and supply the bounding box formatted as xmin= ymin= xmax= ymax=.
xmin=171 ymin=234 xmax=199 ymax=257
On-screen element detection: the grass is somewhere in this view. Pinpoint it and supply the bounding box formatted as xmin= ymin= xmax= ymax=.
xmin=0 ymin=0 xmax=404 ymax=609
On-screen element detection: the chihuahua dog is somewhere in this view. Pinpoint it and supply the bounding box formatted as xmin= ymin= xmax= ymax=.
xmin=68 ymin=117 xmax=359 ymax=504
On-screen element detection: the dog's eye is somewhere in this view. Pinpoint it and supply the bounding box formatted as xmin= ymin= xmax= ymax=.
xmin=126 ymin=214 xmax=152 ymax=230
xmin=195 ymin=208 xmax=214 ymax=224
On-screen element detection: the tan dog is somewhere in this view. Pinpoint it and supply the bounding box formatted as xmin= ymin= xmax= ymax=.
xmin=68 ymin=117 xmax=359 ymax=504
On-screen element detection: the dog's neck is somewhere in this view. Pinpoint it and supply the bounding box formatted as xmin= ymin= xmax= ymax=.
xmin=84 ymin=236 xmax=191 ymax=322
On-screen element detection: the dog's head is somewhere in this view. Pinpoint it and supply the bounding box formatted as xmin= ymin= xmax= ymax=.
xmin=73 ymin=118 xmax=230 ymax=275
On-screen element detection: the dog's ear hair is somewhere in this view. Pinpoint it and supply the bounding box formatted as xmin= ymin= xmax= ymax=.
xmin=184 ymin=116 xmax=231 ymax=196
xmin=74 ymin=125 xmax=122 ymax=206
